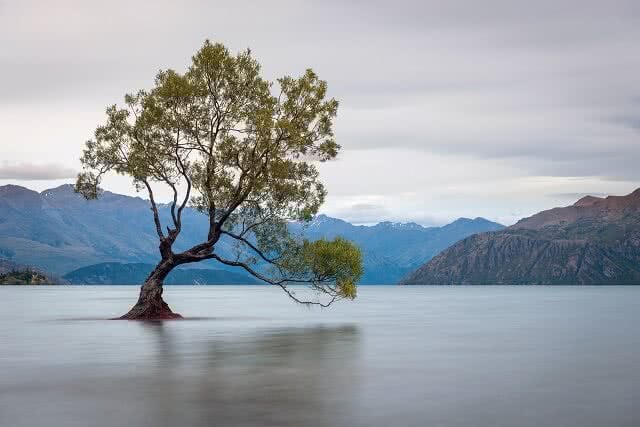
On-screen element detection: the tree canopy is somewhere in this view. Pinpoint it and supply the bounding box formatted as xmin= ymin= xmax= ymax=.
xmin=76 ymin=40 xmax=362 ymax=306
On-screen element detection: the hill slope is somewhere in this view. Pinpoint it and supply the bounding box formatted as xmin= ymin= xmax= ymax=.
xmin=0 ymin=259 xmax=62 ymax=285
xmin=0 ymin=184 xmax=244 ymax=275
xmin=0 ymin=270 xmax=55 ymax=285
xmin=401 ymin=189 xmax=640 ymax=285
xmin=64 ymin=263 xmax=258 ymax=285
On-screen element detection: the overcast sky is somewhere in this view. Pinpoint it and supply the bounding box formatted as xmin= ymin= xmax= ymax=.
xmin=1 ymin=0 xmax=639 ymax=225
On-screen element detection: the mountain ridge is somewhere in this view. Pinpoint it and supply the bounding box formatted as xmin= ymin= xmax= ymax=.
xmin=401 ymin=189 xmax=640 ymax=285
xmin=0 ymin=184 xmax=504 ymax=283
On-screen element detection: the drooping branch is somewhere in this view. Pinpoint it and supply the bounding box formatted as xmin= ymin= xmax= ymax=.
xmin=191 ymin=252 xmax=340 ymax=307
xmin=220 ymin=229 xmax=282 ymax=264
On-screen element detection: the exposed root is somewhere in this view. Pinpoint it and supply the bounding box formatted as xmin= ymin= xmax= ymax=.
xmin=116 ymin=261 xmax=183 ymax=320
xmin=117 ymin=297 xmax=183 ymax=320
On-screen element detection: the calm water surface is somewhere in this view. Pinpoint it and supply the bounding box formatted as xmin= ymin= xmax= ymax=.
xmin=1 ymin=285 xmax=639 ymax=427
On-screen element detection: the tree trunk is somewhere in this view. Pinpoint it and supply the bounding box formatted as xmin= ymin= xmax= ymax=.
xmin=118 ymin=259 xmax=183 ymax=320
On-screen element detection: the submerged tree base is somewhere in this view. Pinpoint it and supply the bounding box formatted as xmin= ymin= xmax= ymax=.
xmin=116 ymin=297 xmax=183 ymax=320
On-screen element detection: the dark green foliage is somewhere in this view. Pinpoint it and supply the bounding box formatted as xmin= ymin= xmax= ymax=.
xmin=0 ymin=270 xmax=53 ymax=285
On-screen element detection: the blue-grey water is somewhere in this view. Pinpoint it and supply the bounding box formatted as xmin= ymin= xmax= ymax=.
xmin=1 ymin=285 xmax=639 ymax=427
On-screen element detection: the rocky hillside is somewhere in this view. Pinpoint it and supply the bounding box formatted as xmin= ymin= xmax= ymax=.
xmin=0 ymin=259 xmax=61 ymax=285
xmin=401 ymin=189 xmax=640 ymax=285
xmin=0 ymin=270 xmax=54 ymax=285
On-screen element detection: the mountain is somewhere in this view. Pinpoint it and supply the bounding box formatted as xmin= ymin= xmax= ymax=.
xmin=0 ymin=184 xmax=503 ymax=283
xmin=64 ymin=262 xmax=258 ymax=285
xmin=401 ymin=189 xmax=640 ymax=285
xmin=0 ymin=270 xmax=54 ymax=285
xmin=289 ymin=215 xmax=504 ymax=283
xmin=0 ymin=184 xmax=230 ymax=275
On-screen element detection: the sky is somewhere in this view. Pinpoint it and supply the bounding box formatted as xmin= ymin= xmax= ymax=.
xmin=1 ymin=0 xmax=639 ymax=226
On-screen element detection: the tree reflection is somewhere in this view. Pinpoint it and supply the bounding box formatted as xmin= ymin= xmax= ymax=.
xmin=140 ymin=323 xmax=361 ymax=427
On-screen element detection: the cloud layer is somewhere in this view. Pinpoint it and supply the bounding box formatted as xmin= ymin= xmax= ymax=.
xmin=0 ymin=163 xmax=76 ymax=180
xmin=0 ymin=0 xmax=638 ymax=224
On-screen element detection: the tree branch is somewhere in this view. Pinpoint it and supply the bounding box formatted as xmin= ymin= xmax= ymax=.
xmin=220 ymin=230 xmax=281 ymax=264
xmin=142 ymin=179 xmax=165 ymax=240
xmin=195 ymin=253 xmax=339 ymax=307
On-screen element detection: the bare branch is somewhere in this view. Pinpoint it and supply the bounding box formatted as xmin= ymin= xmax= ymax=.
xmin=142 ymin=179 xmax=165 ymax=240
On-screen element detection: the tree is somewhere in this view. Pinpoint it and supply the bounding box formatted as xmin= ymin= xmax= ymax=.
xmin=75 ymin=40 xmax=363 ymax=320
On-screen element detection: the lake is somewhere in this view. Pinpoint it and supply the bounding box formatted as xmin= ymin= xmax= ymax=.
xmin=1 ymin=285 xmax=639 ymax=427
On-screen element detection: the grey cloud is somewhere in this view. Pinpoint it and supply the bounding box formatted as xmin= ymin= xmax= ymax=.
xmin=608 ymin=114 xmax=640 ymax=131
xmin=0 ymin=0 xmax=639 ymax=222
xmin=0 ymin=163 xmax=76 ymax=180
xmin=327 ymin=202 xmax=446 ymax=226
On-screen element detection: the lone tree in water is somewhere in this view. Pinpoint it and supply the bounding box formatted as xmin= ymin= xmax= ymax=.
xmin=76 ymin=41 xmax=362 ymax=320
